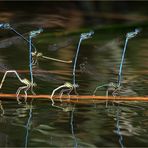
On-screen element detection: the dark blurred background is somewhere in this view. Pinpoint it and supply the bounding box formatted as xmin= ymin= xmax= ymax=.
xmin=0 ymin=1 xmax=148 ymax=30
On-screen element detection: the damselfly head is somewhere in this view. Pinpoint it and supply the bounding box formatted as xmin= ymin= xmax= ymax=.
xmin=0 ymin=23 xmax=10 ymax=29
xmin=81 ymin=31 xmax=94 ymax=40
xmin=30 ymin=28 xmax=43 ymax=38
xmin=126 ymin=28 xmax=141 ymax=39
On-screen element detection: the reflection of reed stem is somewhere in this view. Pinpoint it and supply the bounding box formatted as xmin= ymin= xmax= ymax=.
xmin=25 ymin=100 xmax=33 ymax=148
xmin=70 ymin=106 xmax=78 ymax=148
xmin=115 ymin=106 xmax=124 ymax=148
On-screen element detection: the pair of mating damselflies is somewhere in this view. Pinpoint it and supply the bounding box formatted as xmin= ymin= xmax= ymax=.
xmin=0 ymin=23 xmax=72 ymax=103
xmin=93 ymin=28 xmax=140 ymax=107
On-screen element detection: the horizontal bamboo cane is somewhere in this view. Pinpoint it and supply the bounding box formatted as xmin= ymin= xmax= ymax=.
xmin=0 ymin=94 xmax=148 ymax=103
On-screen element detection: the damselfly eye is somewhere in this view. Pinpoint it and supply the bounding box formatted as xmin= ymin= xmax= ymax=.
xmin=126 ymin=28 xmax=141 ymax=39
xmin=30 ymin=28 xmax=43 ymax=38
xmin=0 ymin=23 xmax=10 ymax=29
xmin=81 ymin=31 xmax=94 ymax=40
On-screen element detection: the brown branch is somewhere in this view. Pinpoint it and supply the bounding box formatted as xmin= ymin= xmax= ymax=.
xmin=0 ymin=94 xmax=148 ymax=102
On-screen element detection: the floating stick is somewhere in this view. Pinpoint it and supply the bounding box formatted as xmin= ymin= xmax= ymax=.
xmin=0 ymin=94 xmax=148 ymax=102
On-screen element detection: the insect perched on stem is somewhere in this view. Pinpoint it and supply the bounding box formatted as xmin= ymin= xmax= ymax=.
xmin=50 ymin=31 xmax=94 ymax=110
xmin=16 ymin=29 xmax=43 ymax=103
xmin=93 ymin=29 xmax=140 ymax=106
xmin=0 ymin=23 xmax=39 ymax=103
xmin=0 ymin=23 xmax=72 ymax=104
xmin=28 ymin=29 xmax=43 ymax=84
xmin=0 ymin=70 xmax=36 ymax=104
xmin=50 ymin=82 xmax=76 ymax=110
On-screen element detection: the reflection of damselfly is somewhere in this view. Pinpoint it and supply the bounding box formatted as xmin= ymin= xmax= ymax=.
xmin=115 ymin=105 xmax=124 ymax=148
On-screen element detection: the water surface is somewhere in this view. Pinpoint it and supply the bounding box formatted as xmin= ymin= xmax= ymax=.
xmin=0 ymin=3 xmax=148 ymax=147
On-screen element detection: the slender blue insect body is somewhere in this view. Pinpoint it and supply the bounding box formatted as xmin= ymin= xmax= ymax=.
xmin=0 ymin=23 xmax=10 ymax=29
xmin=29 ymin=29 xmax=43 ymax=84
xmin=72 ymin=38 xmax=82 ymax=86
xmin=72 ymin=31 xmax=94 ymax=86
xmin=118 ymin=38 xmax=128 ymax=86
xmin=29 ymin=36 xmax=34 ymax=84
xmin=117 ymin=29 xmax=140 ymax=87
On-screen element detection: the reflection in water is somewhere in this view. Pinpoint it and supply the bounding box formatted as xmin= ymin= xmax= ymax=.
xmin=0 ymin=36 xmax=26 ymax=49
xmin=0 ymin=100 xmax=4 ymax=116
xmin=24 ymin=100 xmax=33 ymax=148
xmin=70 ymin=105 xmax=78 ymax=148
xmin=115 ymin=105 xmax=124 ymax=148
xmin=48 ymin=37 xmax=74 ymax=51
xmin=0 ymin=4 xmax=148 ymax=146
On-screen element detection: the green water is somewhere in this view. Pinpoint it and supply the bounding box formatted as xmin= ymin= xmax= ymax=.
xmin=0 ymin=2 xmax=148 ymax=147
